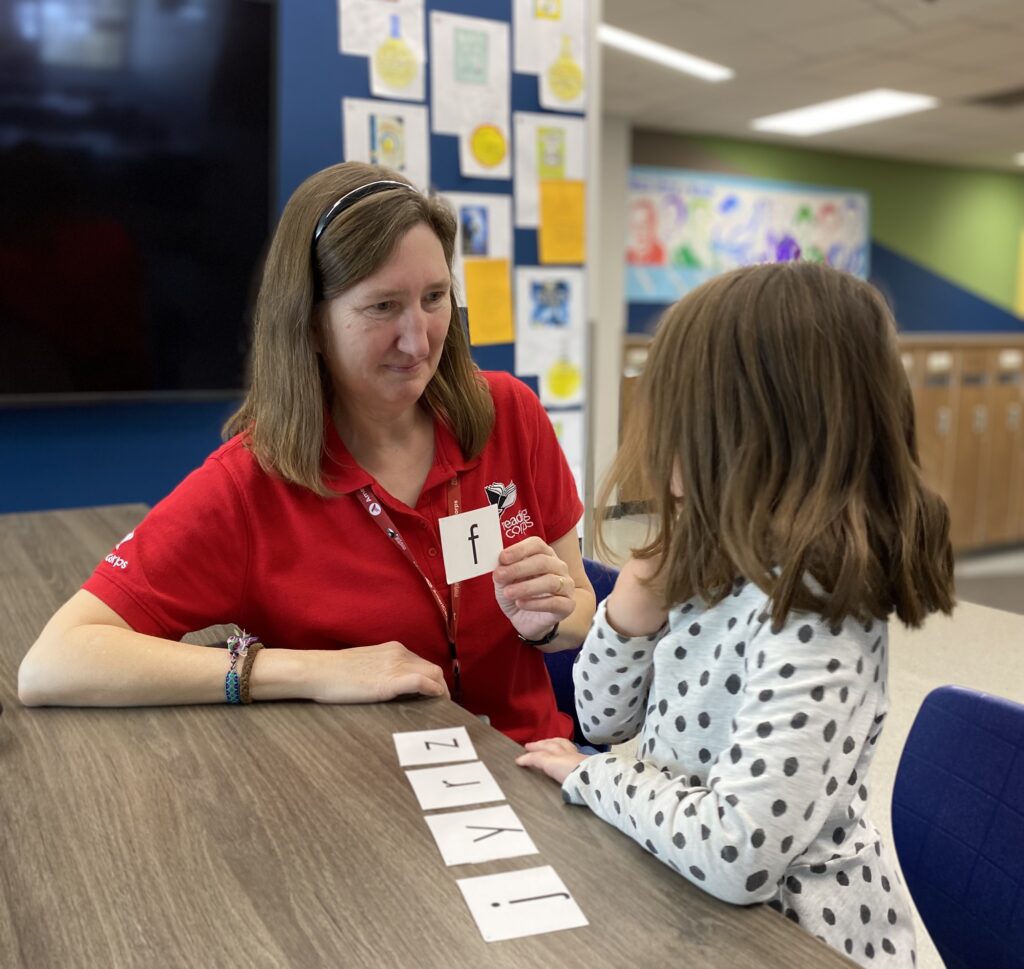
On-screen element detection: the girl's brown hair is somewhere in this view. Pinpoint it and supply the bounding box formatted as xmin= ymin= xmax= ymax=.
xmin=598 ymin=261 xmax=954 ymax=629
xmin=224 ymin=161 xmax=494 ymax=494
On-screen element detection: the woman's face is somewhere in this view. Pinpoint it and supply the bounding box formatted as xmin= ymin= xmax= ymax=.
xmin=320 ymin=222 xmax=451 ymax=416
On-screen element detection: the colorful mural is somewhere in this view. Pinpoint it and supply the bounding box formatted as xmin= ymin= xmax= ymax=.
xmin=625 ymin=166 xmax=870 ymax=304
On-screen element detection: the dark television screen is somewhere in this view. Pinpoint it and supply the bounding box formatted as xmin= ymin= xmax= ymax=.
xmin=0 ymin=0 xmax=273 ymax=397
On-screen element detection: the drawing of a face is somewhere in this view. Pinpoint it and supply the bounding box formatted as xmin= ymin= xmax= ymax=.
xmin=627 ymin=199 xmax=665 ymax=265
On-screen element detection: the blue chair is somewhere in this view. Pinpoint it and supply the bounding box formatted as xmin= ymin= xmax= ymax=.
xmin=544 ymin=557 xmax=619 ymax=746
xmin=891 ymin=685 xmax=1024 ymax=969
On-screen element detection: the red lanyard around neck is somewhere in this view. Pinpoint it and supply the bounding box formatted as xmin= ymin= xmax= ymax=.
xmin=355 ymin=477 xmax=463 ymax=701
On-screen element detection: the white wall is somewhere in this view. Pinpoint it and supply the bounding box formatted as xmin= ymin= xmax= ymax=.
xmin=584 ymin=112 xmax=630 ymax=552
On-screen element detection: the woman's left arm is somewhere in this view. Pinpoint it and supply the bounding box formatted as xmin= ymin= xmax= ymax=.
xmin=492 ymin=529 xmax=596 ymax=652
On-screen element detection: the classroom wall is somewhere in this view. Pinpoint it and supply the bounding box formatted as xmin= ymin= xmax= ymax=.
xmin=1 ymin=1 xmax=573 ymax=516
xmin=0 ymin=399 xmax=240 ymax=514
xmin=629 ymin=130 xmax=1024 ymax=334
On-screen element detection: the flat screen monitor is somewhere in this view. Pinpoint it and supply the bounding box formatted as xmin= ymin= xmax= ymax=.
xmin=0 ymin=0 xmax=274 ymax=398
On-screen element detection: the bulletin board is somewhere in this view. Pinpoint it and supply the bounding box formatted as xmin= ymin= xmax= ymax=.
xmin=625 ymin=166 xmax=870 ymax=307
xmin=277 ymin=0 xmax=590 ymax=499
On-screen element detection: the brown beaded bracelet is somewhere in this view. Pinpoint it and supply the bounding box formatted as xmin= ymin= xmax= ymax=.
xmin=238 ymin=641 xmax=264 ymax=704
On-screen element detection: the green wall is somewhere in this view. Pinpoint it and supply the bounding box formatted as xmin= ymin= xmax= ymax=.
xmin=634 ymin=131 xmax=1024 ymax=315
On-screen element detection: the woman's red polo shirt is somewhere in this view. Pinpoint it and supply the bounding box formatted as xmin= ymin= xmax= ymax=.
xmin=83 ymin=371 xmax=582 ymax=743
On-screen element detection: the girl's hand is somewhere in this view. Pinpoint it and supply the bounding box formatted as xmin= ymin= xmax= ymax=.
xmin=515 ymin=737 xmax=588 ymax=784
xmin=493 ymin=537 xmax=577 ymax=642
xmin=605 ymin=555 xmax=669 ymax=638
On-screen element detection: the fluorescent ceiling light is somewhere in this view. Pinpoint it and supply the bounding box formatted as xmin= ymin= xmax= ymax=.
xmin=751 ymin=89 xmax=938 ymax=136
xmin=597 ymin=23 xmax=733 ymax=82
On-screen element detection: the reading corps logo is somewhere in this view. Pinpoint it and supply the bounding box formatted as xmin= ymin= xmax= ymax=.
xmin=485 ymin=480 xmax=534 ymax=539
xmin=104 ymin=529 xmax=135 ymax=570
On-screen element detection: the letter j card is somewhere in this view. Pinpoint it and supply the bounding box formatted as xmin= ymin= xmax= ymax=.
xmin=438 ymin=504 xmax=502 ymax=584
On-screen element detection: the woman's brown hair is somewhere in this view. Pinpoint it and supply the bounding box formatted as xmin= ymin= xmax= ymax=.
xmin=224 ymin=161 xmax=494 ymax=494
xmin=598 ymin=261 xmax=954 ymax=629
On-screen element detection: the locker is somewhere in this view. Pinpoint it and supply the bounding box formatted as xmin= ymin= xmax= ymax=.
xmin=949 ymin=349 xmax=990 ymax=549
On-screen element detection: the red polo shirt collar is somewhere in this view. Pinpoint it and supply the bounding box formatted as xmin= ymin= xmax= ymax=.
xmin=321 ymin=405 xmax=481 ymax=498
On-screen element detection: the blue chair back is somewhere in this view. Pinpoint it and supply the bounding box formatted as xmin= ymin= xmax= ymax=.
xmin=891 ymin=685 xmax=1024 ymax=969
xmin=545 ymin=557 xmax=619 ymax=746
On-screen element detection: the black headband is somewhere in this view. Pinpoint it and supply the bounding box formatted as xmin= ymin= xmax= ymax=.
xmin=311 ymin=179 xmax=417 ymax=249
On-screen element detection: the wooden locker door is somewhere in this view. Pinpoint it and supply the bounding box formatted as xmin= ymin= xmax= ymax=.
xmin=949 ymin=348 xmax=991 ymax=551
xmin=913 ymin=348 xmax=957 ymax=508
xmin=982 ymin=349 xmax=1024 ymax=545
xmin=618 ymin=374 xmax=645 ymax=503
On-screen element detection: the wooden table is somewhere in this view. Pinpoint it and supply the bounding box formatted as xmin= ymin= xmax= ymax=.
xmin=0 ymin=505 xmax=856 ymax=969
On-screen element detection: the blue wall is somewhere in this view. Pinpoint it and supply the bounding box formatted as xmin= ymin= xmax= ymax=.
xmin=0 ymin=399 xmax=239 ymax=514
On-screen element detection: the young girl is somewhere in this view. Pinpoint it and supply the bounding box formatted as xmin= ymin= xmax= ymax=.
xmin=517 ymin=261 xmax=953 ymax=969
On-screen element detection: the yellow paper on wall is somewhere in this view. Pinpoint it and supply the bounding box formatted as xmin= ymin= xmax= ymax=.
xmin=539 ymin=180 xmax=585 ymax=265
xmin=464 ymin=258 xmax=514 ymax=346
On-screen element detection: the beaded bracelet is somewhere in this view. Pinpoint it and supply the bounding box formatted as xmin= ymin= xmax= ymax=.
xmin=225 ymin=630 xmax=261 ymax=706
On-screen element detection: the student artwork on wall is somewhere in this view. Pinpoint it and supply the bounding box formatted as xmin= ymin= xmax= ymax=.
xmin=445 ymin=192 xmax=513 ymax=302
xmin=515 ymin=266 xmax=585 ymax=408
xmin=342 ymin=97 xmax=430 ymax=191
xmin=514 ymin=112 xmax=585 ymax=228
xmin=626 ymin=166 xmax=870 ymax=304
xmin=548 ymin=408 xmax=584 ymax=512
xmin=430 ymin=11 xmax=511 ymax=179
xmin=512 ymin=0 xmax=587 ymax=113
xmin=331 ymin=1 xmax=590 ymax=504
xmin=337 ymin=0 xmax=426 ymax=101
xmin=445 ymin=192 xmax=514 ymax=346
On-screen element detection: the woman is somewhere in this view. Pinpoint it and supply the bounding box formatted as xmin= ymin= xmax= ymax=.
xmin=18 ymin=162 xmax=596 ymax=743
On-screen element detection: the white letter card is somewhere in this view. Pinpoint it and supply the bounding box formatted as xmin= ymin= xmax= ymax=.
xmin=438 ymin=503 xmax=502 ymax=585
xmin=423 ymin=804 xmax=538 ymax=867
xmin=393 ymin=726 xmax=478 ymax=767
xmin=456 ymin=865 xmax=588 ymax=942
xmin=404 ymin=760 xmax=505 ymax=811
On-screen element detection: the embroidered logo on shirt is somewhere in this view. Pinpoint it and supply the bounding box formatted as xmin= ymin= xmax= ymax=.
xmin=484 ymin=480 xmax=518 ymax=514
xmin=502 ymin=507 xmax=534 ymax=539
xmin=105 ymin=530 xmax=134 ymax=569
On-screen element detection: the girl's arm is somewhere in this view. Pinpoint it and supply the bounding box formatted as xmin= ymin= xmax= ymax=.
xmin=604 ymin=555 xmax=669 ymax=637
xmin=557 ymin=617 xmax=887 ymax=905
xmin=18 ymin=589 xmax=448 ymax=707
xmin=569 ymin=557 xmax=669 ymax=746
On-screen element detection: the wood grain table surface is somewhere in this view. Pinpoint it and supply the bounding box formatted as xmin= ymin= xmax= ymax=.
xmin=0 ymin=504 xmax=857 ymax=969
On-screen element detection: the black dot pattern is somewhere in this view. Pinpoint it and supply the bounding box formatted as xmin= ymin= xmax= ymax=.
xmin=564 ymin=594 xmax=912 ymax=966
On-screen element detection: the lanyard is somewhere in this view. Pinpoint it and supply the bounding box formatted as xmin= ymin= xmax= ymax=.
xmin=355 ymin=477 xmax=463 ymax=701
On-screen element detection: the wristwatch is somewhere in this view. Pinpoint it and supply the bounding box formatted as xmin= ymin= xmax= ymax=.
xmin=517 ymin=622 xmax=560 ymax=646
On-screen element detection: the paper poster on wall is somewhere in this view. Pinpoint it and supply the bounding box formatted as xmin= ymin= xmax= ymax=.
xmin=515 ymin=266 xmax=584 ymax=408
xmin=625 ymin=166 xmax=870 ymax=303
xmin=443 ymin=192 xmax=513 ymax=304
xmin=539 ymin=180 xmax=585 ymax=264
xmin=338 ymin=0 xmax=425 ymax=101
xmin=430 ymin=11 xmax=511 ymax=179
xmin=547 ymin=407 xmax=584 ymax=503
xmin=342 ymin=98 xmax=430 ymax=191
xmin=339 ymin=0 xmax=423 ymax=55
xmin=513 ymin=0 xmax=587 ymax=114
xmin=465 ymin=260 xmax=514 ymax=346
xmin=514 ymin=112 xmax=585 ymax=228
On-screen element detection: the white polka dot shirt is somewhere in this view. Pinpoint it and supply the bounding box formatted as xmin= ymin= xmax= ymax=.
xmin=563 ymin=582 xmax=916 ymax=968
